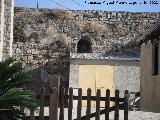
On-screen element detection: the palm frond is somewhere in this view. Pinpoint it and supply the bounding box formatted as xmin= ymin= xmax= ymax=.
xmin=0 ymin=57 xmax=38 ymax=119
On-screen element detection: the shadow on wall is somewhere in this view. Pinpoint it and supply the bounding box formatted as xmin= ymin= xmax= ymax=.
xmin=23 ymin=49 xmax=70 ymax=94
xmin=104 ymin=39 xmax=141 ymax=56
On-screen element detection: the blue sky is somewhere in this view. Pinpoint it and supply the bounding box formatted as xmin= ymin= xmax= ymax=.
xmin=15 ymin=0 xmax=160 ymax=12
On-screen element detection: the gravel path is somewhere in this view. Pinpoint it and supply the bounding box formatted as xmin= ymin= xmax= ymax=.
xmin=126 ymin=111 xmax=160 ymax=120
xmin=67 ymin=108 xmax=160 ymax=120
xmin=25 ymin=107 xmax=160 ymax=120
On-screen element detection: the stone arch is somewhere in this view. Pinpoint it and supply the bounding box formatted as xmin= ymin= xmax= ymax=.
xmin=77 ymin=36 xmax=92 ymax=53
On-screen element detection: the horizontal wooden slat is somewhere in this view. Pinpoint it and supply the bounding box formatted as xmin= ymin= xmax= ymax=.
xmin=71 ymin=96 xmax=124 ymax=102
xmin=75 ymin=104 xmax=125 ymax=120
xmin=35 ymin=94 xmax=125 ymax=107
xmin=36 ymin=94 xmax=124 ymax=103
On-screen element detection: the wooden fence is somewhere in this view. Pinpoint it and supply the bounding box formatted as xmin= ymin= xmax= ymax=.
xmin=24 ymin=85 xmax=129 ymax=120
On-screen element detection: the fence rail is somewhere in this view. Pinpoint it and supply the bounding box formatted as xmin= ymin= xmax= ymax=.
xmin=22 ymin=77 xmax=130 ymax=120
xmin=25 ymin=85 xmax=129 ymax=120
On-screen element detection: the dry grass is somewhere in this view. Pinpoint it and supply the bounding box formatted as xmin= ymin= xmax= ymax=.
xmin=76 ymin=20 xmax=111 ymax=36
xmin=52 ymin=9 xmax=112 ymax=37
xmin=52 ymin=9 xmax=74 ymax=20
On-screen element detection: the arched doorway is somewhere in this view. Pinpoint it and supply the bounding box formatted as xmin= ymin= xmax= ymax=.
xmin=77 ymin=37 xmax=92 ymax=53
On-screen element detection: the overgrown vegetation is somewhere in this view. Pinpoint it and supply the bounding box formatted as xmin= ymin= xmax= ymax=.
xmin=0 ymin=57 xmax=37 ymax=120
xmin=48 ymin=9 xmax=111 ymax=37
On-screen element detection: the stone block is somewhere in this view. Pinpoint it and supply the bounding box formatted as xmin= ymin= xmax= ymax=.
xmin=32 ymin=50 xmax=39 ymax=55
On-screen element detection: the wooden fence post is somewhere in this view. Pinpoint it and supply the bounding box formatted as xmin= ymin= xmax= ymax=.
xmin=49 ymin=76 xmax=60 ymax=99
xmin=124 ymin=90 xmax=129 ymax=120
xmin=49 ymin=76 xmax=60 ymax=120
xmin=105 ymin=89 xmax=110 ymax=120
xmin=114 ymin=89 xmax=119 ymax=120
xmin=77 ymin=88 xmax=82 ymax=120
xmin=30 ymin=92 xmax=35 ymax=120
xmin=39 ymin=86 xmax=45 ymax=120
xmin=96 ymin=89 xmax=101 ymax=120
xmin=65 ymin=87 xmax=69 ymax=107
xmin=68 ymin=88 xmax=73 ymax=120
xmin=86 ymin=88 xmax=91 ymax=120
xmin=20 ymin=106 xmax=24 ymax=114
xmin=49 ymin=87 xmax=58 ymax=120
xmin=59 ymin=87 xmax=65 ymax=120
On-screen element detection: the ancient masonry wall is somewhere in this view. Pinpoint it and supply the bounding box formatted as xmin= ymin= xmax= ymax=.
xmin=13 ymin=8 xmax=160 ymax=89
xmin=0 ymin=0 xmax=14 ymax=60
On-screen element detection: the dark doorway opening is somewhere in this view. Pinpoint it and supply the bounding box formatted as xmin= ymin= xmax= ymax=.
xmin=77 ymin=37 xmax=92 ymax=53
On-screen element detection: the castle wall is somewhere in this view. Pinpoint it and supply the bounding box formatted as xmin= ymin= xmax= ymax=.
xmin=14 ymin=8 xmax=160 ymax=55
xmin=13 ymin=7 xmax=160 ymax=89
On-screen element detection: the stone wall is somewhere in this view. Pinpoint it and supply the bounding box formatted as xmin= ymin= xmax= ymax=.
xmin=14 ymin=8 xmax=160 ymax=54
xmin=13 ymin=7 xmax=160 ymax=89
xmin=0 ymin=0 xmax=14 ymax=60
xmin=13 ymin=8 xmax=160 ymax=57
xmin=114 ymin=65 xmax=140 ymax=97
xmin=12 ymin=41 xmax=70 ymax=90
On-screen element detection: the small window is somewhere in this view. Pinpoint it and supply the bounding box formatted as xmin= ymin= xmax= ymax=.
xmin=152 ymin=43 xmax=160 ymax=76
xmin=77 ymin=37 xmax=92 ymax=53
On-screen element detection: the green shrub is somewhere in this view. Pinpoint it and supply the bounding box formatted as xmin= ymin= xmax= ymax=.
xmin=0 ymin=57 xmax=37 ymax=120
